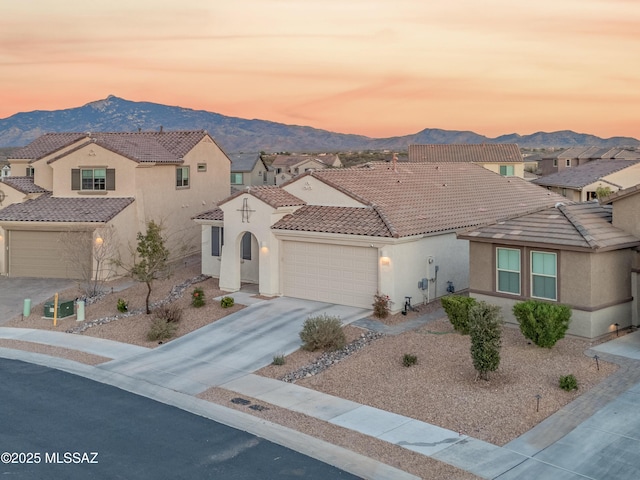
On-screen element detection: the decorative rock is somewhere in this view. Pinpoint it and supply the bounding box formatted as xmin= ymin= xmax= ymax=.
xmin=281 ymin=331 xmax=384 ymax=383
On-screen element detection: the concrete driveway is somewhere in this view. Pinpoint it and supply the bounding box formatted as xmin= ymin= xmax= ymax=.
xmin=0 ymin=276 xmax=76 ymax=324
xmin=100 ymin=296 xmax=371 ymax=395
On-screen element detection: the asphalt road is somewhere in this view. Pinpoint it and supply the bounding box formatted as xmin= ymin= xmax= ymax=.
xmin=0 ymin=358 xmax=359 ymax=480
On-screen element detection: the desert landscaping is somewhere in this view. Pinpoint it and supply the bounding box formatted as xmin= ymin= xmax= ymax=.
xmin=0 ymin=259 xmax=622 ymax=479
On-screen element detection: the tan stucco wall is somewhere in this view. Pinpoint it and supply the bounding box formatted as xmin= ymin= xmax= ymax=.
xmin=481 ymin=163 xmax=525 ymax=178
xmin=548 ymin=186 xmax=581 ymax=201
xmin=605 ymin=164 xmax=640 ymax=189
xmin=611 ymin=194 xmax=640 ymax=238
xmin=468 ymin=242 xmax=494 ymax=292
xmin=283 ymin=176 xmax=365 ymax=207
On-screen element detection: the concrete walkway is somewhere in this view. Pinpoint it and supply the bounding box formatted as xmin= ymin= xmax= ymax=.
xmin=0 ymin=294 xmax=640 ymax=479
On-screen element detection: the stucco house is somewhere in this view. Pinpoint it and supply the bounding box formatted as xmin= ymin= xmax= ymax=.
xmin=272 ymin=154 xmax=342 ymax=185
xmin=229 ymin=153 xmax=273 ymax=193
xmin=408 ymin=144 xmax=525 ymax=178
xmin=194 ymin=161 xmax=564 ymax=311
xmin=458 ymin=200 xmax=640 ymax=339
xmin=537 ymin=147 xmax=640 ymax=176
xmin=0 ymin=130 xmax=230 ymax=279
xmin=533 ymin=159 xmax=640 ymax=201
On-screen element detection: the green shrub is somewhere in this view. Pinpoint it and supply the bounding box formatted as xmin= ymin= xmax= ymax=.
xmin=513 ymin=300 xmax=572 ymax=348
xmin=441 ymin=295 xmax=477 ymax=335
xmin=117 ymin=298 xmax=128 ymax=313
xmin=191 ymin=287 xmax=205 ymax=307
xmin=469 ymin=301 xmax=503 ymax=381
xmin=299 ymin=314 xmax=346 ymax=351
xmin=372 ymin=293 xmax=391 ymax=319
xmin=559 ymin=374 xmax=578 ymax=391
xmin=153 ymin=304 xmax=182 ymax=323
xmin=402 ymin=353 xmax=418 ymax=367
xmin=147 ymin=318 xmax=178 ymax=342
xmin=220 ymin=296 xmax=235 ymax=308
xmin=272 ymin=354 xmax=286 ymax=366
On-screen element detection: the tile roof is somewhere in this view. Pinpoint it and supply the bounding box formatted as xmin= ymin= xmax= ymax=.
xmin=272 ymin=205 xmax=393 ymax=237
xmin=533 ymin=159 xmax=640 ymax=189
xmin=0 ymin=194 xmax=134 ymax=223
xmin=220 ymin=185 xmax=306 ymax=209
xmin=192 ymin=207 xmax=224 ymax=221
xmin=407 ymin=144 xmax=522 ymax=163
xmin=459 ymin=201 xmax=640 ymax=251
xmin=11 ymin=131 xmax=210 ymax=165
xmin=279 ymin=162 xmax=563 ymax=238
xmin=229 ymin=153 xmax=261 ymax=172
xmin=9 ymin=133 xmax=87 ymax=161
xmin=0 ymin=176 xmax=49 ymax=194
xmin=271 ymin=154 xmax=337 ymax=168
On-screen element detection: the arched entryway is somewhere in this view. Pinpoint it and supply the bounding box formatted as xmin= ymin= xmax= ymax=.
xmin=239 ymin=231 xmax=259 ymax=286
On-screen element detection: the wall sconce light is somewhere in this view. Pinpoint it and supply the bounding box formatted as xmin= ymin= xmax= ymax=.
xmin=380 ymin=249 xmax=390 ymax=266
xmin=0 ymin=234 xmax=3 ymax=242
xmin=95 ymin=236 xmax=103 ymax=247
xmin=260 ymin=241 xmax=268 ymax=251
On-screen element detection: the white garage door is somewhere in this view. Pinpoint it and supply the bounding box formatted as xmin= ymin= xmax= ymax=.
xmin=283 ymin=241 xmax=378 ymax=309
xmin=8 ymin=230 xmax=91 ymax=279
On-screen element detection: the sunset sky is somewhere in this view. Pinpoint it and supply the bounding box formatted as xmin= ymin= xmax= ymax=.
xmin=1 ymin=0 xmax=638 ymax=139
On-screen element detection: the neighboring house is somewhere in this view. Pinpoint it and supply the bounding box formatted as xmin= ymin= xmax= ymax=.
xmin=229 ymin=153 xmax=273 ymax=193
xmin=407 ymin=144 xmax=525 ymax=178
xmin=194 ymin=162 xmax=564 ymax=311
xmin=532 ymin=159 xmax=640 ymax=201
xmin=271 ymin=154 xmax=342 ymax=185
xmin=537 ymin=147 xmax=640 ymax=176
xmin=458 ymin=201 xmax=640 ymax=339
xmin=0 ymin=130 xmax=230 ymax=279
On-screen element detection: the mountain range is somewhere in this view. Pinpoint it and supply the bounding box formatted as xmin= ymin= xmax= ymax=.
xmin=0 ymin=95 xmax=638 ymax=152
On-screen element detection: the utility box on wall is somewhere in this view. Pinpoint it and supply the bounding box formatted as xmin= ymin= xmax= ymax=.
xmin=43 ymin=300 xmax=74 ymax=319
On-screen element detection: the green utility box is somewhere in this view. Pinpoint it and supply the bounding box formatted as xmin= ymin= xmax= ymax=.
xmin=43 ymin=300 xmax=75 ymax=319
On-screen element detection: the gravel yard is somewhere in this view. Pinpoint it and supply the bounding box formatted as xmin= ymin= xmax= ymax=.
xmin=1 ymin=259 xmax=621 ymax=479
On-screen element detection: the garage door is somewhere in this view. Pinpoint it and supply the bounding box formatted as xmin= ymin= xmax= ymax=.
xmin=8 ymin=230 xmax=91 ymax=279
xmin=283 ymin=241 xmax=378 ymax=308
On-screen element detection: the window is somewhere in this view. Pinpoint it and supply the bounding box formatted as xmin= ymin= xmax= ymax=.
xmin=531 ymin=251 xmax=557 ymax=300
xmin=211 ymin=226 xmax=223 ymax=257
xmin=176 ymin=166 xmax=189 ymax=188
xmin=230 ymin=172 xmax=243 ymax=185
xmin=561 ymin=188 xmax=567 ymax=197
xmin=197 ymin=163 xmax=207 ymax=172
xmin=565 ymin=159 xmax=571 ymax=168
xmin=496 ymin=248 xmax=520 ymax=294
xmin=26 ymin=166 xmax=34 ymax=177
xmin=499 ymin=165 xmax=514 ymax=177
xmin=553 ymin=159 xmax=558 ymax=167
xmin=241 ymin=232 xmax=252 ymax=260
xmin=82 ymin=168 xmax=106 ymax=190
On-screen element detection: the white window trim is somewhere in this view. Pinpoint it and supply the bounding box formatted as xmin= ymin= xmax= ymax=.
xmin=176 ymin=166 xmax=190 ymax=188
xmin=81 ymin=168 xmax=106 ymax=191
xmin=496 ymin=247 xmax=521 ymax=295
xmin=530 ymin=251 xmax=557 ymax=301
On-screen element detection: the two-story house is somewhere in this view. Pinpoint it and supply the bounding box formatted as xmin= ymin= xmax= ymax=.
xmin=229 ymin=153 xmax=274 ymax=193
xmin=0 ymin=130 xmax=230 ymax=279
xmin=272 ymin=154 xmax=342 ymax=185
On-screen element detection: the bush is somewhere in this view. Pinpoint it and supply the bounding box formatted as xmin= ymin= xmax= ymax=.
xmin=513 ymin=300 xmax=572 ymax=348
xmin=117 ymin=298 xmax=128 ymax=313
xmin=153 ymin=304 xmax=182 ymax=323
xmin=299 ymin=314 xmax=346 ymax=351
xmin=147 ymin=318 xmax=178 ymax=342
xmin=372 ymin=293 xmax=391 ymax=318
xmin=559 ymin=374 xmax=578 ymax=391
xmin=469 ymin=301 xmax=503 ymax=381
xmin=191 ymin=287 xmax=205 ymax=308
xmin=402 ymin=353 xmax=418 ymax=367
xmin=272 ymin=354 xmax=286 ymax=366
xmin=220 ymin=296 xmax=235 ymax=308
xmin=441 ymin=295 xmax=477 ymax=335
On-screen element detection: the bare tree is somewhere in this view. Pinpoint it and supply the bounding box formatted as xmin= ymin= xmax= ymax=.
xmin=60 ymin=226 xmax=120 ymax=298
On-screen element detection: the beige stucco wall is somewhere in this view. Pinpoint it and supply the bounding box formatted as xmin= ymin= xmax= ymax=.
xmin=481 ymin=163 xmax=525 ymax=178
xmin=605 ymin=163 xmax=640 ymax=189
xmin=611 ymin=194 xmax=640 ymax=238
xmin=283 ymin=176 xmax=365 ymax=207
xmin=547 ymin=186 xmax=581 ymax=202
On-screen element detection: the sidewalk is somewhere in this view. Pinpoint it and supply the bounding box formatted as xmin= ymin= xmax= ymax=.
xmin=0 ymin=297 xmax=640 ymax=479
